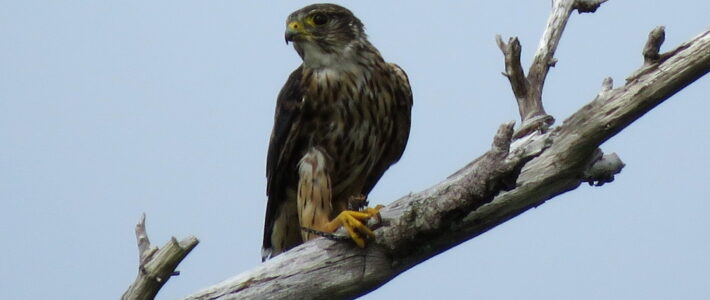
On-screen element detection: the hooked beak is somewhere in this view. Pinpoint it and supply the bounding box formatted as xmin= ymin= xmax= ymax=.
xmin=285 ymin=31 xmax=295 ymax=44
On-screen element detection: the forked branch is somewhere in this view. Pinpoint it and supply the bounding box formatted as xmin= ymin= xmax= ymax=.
xmin=122 ymin=214 xmax=199 ymax=300
xmin=497 ymin=0 xmax=608 ymax=138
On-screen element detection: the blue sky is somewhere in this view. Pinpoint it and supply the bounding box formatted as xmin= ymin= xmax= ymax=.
xmin=1 ymin=1 xmax=708 ymax=299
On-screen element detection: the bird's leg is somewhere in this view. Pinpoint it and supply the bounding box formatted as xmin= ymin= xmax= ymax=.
xmin=348 ymin=194 xmax=369 ymax=211
xmin=303 ymin=195 xmax=384 ymax=247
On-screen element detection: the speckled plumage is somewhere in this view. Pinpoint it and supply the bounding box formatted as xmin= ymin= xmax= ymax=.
xmin=263 ymin=4 xmax=412 ymax=260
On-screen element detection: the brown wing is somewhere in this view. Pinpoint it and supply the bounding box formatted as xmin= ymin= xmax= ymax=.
xmin=362 ymin=63 xmax=413 ymax=194
xmin=263 ymin=66 xmax=305 ymax=260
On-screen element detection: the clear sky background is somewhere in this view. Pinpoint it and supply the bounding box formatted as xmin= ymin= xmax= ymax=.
xmin=1 ymin=1 xmax=708 ymax=299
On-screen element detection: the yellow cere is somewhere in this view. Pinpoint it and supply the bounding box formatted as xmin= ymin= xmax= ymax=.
xmin=288 ymin=21 xmax=304 ymax=31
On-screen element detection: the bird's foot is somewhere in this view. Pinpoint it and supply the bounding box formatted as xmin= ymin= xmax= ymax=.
xmin=301 ymin=203 xmax=384 ymax=247
xmin=331 ymin=206 xmax=384 ymax=247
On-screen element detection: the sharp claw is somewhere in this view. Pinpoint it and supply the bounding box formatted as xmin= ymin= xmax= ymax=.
xmin=314 ymin=206 xmax=383 ymax=247
xmin=341 ymin=217 xmax=366 ymax=247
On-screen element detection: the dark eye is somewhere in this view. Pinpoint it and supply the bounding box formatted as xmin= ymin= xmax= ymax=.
xmin=312 ymin=13 xmax=328 ymax=25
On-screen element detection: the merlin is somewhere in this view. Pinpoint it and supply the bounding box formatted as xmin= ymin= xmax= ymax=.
xmin=262 ymin=3 xmax=413 ymax=261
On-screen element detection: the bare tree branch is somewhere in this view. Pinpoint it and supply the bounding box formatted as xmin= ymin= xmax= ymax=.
xmin=496 ymin=36 xmax=528 ymax=111
xmin=118 ymin=1 xmax=707 ymax=299
xmin=122 ymin=214 xmax=199 ymax=300
xmin=643 ymin=26 xmax=666 ymax=63
xmin=497 ymin=0 xmax=607 ymax=138
xmin=180 ymin=25 xmax=710 ymax=300
xmin=575 ymin=0 xmax=608 ymax=13
xmin=583 ymin=152 xmax=625 ymax=186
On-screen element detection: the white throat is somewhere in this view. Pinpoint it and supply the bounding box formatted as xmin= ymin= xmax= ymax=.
xmin=299 ymin=41 xmax=359 ymax=70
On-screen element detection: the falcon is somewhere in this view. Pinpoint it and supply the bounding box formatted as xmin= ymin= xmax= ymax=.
xmin=262 ymin=3 xmax=413 ymax=261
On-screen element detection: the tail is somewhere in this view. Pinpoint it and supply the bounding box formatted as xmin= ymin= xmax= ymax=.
xmin=261 ymin=247 xmax=273 ymax=262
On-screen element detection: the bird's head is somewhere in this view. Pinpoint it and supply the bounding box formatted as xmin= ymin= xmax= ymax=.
xmin=284 ymin=4 xmax=367 ymax=67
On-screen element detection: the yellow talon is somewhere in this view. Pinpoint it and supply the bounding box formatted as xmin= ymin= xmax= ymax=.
xmin=317 ymin=205 xmax=383 ymax=248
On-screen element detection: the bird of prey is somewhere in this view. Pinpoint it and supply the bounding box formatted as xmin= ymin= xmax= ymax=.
xmin=262 ymin=3 xmax=413 ymax=261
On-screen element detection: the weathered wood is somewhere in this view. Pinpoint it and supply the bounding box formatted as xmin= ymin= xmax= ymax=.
xmin=496 ymin=36 xmax=528 ymax=114
xmin=644 ymin=26 xmax=666 ymax=64
xmin=122 ymin=214 xmax=199 ymax=300
xmin=516 ymin=0 xmax=606 ymax=138
xmin=583 ymin=152 xmax=625 ymax=186
xmin=498 ymin=0 xmax=606 ymax=138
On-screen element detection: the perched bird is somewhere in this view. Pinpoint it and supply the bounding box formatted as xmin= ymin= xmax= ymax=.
xmin=262 ymin=3 xmax=413 ymax=261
